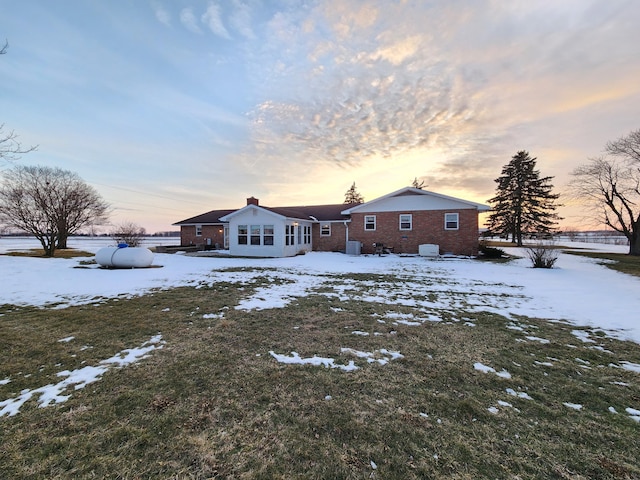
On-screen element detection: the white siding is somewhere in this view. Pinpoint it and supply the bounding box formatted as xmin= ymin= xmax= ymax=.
xmin=226 ymin=208 xmax=314 ymax=258
xmin=283 ymin=221 xmax=313 ymax=257
xmin=351 ymin=193 xmax=478 ymax=213
xmin=227 ymin=209 xmax=285 ymax=257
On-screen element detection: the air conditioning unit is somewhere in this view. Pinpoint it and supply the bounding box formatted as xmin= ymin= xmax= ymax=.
xmin=418 ymin=244 xmax=439 ymax=257
xmin=346 ymin=241 xmax=362 ymax=255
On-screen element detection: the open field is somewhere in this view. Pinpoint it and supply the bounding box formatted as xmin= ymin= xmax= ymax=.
xmin=1 ymin=238 xmax=639 ymax=478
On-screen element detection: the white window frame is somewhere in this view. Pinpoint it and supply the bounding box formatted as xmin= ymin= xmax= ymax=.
xmin=364 ymin=215 xmax=376 ymax=231
xmin=286 ymin=224 xmax=295 ymax=246
xmin=195 ymin=224 xmax=202 ymax=236
xmin=238 ymin=225 xmax=248 ymax=244
xmin=304 ymin=225 xmax=311 ymax=244
xmin=320 ymin=224 xmax=331 ymax=236
xmin=444 ymin=213 xmax=459 ymax=230
xmin=250 ymin=225 xmax=261 ymax=245
xmin=399 ymin=214 xmax=412 ymax=231
xmin=263 ymin=225 xmax=274 ymax=246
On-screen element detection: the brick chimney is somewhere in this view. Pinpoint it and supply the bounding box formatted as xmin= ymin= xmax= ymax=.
xmin=247 ymin=196 xmax=259 ymax=206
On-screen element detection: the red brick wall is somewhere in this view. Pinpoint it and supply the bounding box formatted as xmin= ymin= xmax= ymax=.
xmin=312 ymin=223 xmax=348 ymax=252
xmin=180 ymin=225 xmax=226 ymax=248
xmin=181 ymin=210 xmax=480 ymax=255
xmin=347 ymin=209 xmax=480 ymax=256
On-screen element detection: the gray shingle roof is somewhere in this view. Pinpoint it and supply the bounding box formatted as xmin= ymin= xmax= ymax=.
xmin=262 ymin=203 xmax=357 ymax=221
xmin=173 ymin=209 xmax=237 ymax=225
xmin=174 ymin=203 xmax=360 ymax=225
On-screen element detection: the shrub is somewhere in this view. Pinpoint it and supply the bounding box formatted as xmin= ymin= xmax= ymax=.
xmin=111 ymin=221 xmax=146 ymax=247
xmin=479 ymin=244 xmax=506 ymax=259
xmin=526 ymin=243 xmax=558 ymax=268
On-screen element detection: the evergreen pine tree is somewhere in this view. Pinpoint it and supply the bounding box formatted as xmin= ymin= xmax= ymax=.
xmin=344 ymin=182 xmax=364 ymax=204
xmin=487 ymin=151 xmax=561 ymax=246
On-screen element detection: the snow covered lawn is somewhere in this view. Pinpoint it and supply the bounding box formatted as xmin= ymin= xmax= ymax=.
xmin=1 ymin=238 xmax=638 ymax=341
xmin=1 ymin=237 xmax=639 ymax=478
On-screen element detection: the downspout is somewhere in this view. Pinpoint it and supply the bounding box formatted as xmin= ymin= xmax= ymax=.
xmin=343 ymin=220 xmax=350 ymax=252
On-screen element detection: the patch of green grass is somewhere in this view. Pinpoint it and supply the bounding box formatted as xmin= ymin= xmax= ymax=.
xmin=1 ymin=273 xmax=639 ymax=479
xmin=565 ymin=250 xmax=640 ymax=278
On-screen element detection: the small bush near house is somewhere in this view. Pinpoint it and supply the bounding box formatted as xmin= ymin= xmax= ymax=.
xmin=479 ymin=242 xmax=506 ymax=259
xmin=526 ymin=243 xmax=558 ymax=268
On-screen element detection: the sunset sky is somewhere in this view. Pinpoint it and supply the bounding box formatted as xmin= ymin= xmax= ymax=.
xmin=2 ymin=0 xmax=639 ymax=233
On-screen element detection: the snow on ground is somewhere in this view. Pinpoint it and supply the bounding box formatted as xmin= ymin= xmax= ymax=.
xmin=1 ymin=236 xmax=639 ymax=342
xmin=268 ymin=351 xmax=358 ymax=372
xmin=473 ymin=362 xmax=512 ymax=379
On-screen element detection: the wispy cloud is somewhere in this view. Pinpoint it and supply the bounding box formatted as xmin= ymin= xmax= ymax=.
xmin=230 ymin=0 xmax=640 ymax=198
xmin=3 ymin=0 xmax=640 ymax=230
xmin=229 ymin=0 xmax=256 ymax=40
xmin=202 ymin=1 xmax=231 ymax=39
xmin=240 ymin=1 xmax=491 ymax=176
xmin=180 ymin=7 xmax=202 ymax=34
xmin=152 ymin=3 xmax=171 ymax=27
xmin=249 ymin=63 xmax=476 ymax=165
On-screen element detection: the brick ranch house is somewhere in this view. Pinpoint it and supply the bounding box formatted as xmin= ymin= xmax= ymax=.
xmin=173 ymin=187 xmax=490 ymax=257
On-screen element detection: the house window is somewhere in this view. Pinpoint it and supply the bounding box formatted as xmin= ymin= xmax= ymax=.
xmin=195 ymin=225 xmax=202 ymax=236
xmin=264 ymin=225 xmax=274 ymax=246
xmin=399 ymin=214 xmax=412 ymax=230
xmin=238 ymin=225 xmax=248 ymax=244
xmin=445 ymin=213 xmax=459 ymax=230
xmin=285 ymin=224 xmax=295 ymax=246
xmin=364 ymin=215 xmax=376 ymax=231
xmin=250 ymin=225 xmax=261 ymax=245
xmin=304 ymin=225 xmax=311 ymax=244
xmin=320 ymin=224 xmax=331 ymax=236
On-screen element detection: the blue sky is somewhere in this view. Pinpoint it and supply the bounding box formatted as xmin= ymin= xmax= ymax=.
xmin=2 ymin=0 xmax=640 ymax=233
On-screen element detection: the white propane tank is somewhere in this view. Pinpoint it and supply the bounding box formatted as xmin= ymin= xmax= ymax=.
xmin=95 ymin=245 xmax=154 ymax=268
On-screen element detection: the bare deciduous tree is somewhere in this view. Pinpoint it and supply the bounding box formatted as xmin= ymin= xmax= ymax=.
xmin=605 ymin=129 xmax=640 ymax=162
xmin=55 ymin=175 xmax=111 ymax=249
xmin=570 ymin=129 xmax=640 ymax=255
xmin=0 ymin=124 xmax=37 ymax=165
xmin=1 ymin=41 xmax=38 ymax=165
xmin=111 ymin=221 xmax=146 ymax=247
xmin=0 ymin=165 xmax=110 ymax=256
